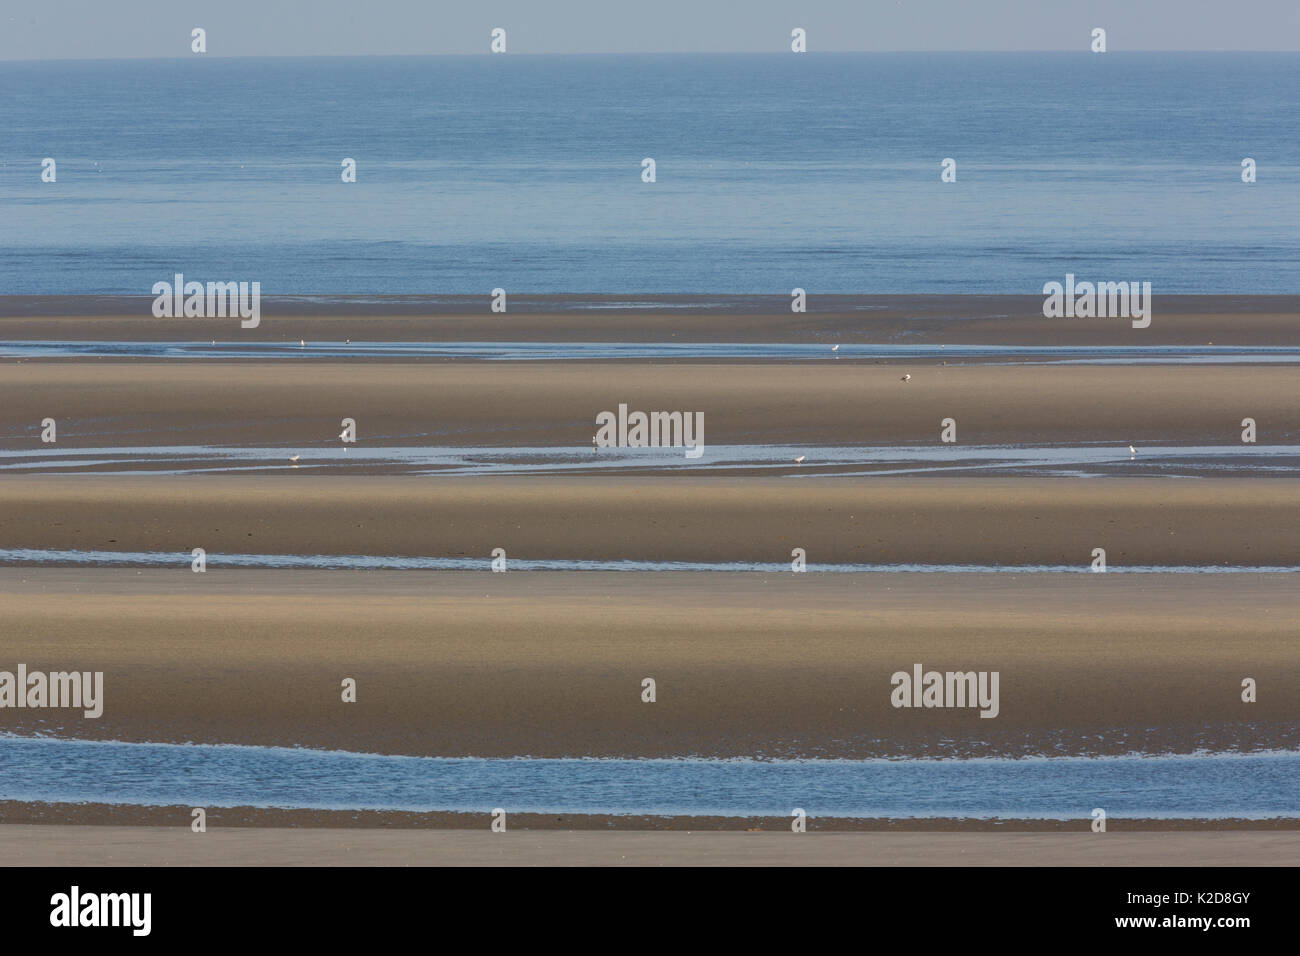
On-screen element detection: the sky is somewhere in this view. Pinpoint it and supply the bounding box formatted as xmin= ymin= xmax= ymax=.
xmin=2 ymin=0 xmax=1298 ymax=60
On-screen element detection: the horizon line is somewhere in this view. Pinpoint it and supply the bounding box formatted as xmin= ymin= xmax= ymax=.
xmin=4 ymin=49 xmax=1300 ymax=64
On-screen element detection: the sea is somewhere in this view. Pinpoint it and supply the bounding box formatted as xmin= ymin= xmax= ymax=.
xmin=2 ymin=737 xmax=1296 ymax=819
xmin=1 ymin=52 xmax=1297 ymax=295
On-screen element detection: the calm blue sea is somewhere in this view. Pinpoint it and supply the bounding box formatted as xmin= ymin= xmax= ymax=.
xmin=2 ymin=737 xmax=1295 ymax=818
xmin=1 ymin=53 xmax=1297 ymax=294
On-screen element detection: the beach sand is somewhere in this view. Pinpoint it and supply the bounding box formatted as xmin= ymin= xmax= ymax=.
xmin=1 ymin=569 xmax=1294 ymax=759
xmin=1 ymin=299 xmax=1296 ymax=852
xmin=1 ymin=363 xmax=1298 ymax=455
xmin=3 ymin=802 xmax=1296 ymax=833
xmin=1 ymin=823 xmax=1295 ymax=866
xmin=1 ymin=294 xmax=1297 ymax=345
xmin=1 ymin=476 xmax=1299 ymax=566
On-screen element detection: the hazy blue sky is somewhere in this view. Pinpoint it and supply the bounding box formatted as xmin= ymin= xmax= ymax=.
xmin=2 ymin=0 xmax=1298 ymax=59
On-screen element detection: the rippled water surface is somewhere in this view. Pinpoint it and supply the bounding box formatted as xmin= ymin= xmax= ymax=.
xmin=0 ymin=442 xmax=1295 ymax=478
xmin=1 ymin=738 xmax=1295 ymax=818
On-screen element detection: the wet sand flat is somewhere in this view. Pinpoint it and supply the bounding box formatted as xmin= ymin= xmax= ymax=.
xmin=0 ymin=569 xmax=1294 ymax=758
xmin=1 ymin=476 xmax=1299 ymax=567
xmin=1 ymin=295 xmax=1297 ymax=346
xmin=7 ymin=801 xmax=1297 ymax=832
xmin=2 ymin=298 xmax=1297 ymax=852
xmin=1 ymin=824 xmax=1295 ymax=866
xmin=1 ymin=363 xmax=1298 ymax=452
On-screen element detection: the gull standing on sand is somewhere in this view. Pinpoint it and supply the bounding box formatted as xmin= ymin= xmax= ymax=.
xmin=901 ymin=374 xmax=912 ymax=382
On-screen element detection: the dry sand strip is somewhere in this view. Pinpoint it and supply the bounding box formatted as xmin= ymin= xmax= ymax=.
xmin=1 ymin=825 xmax=1296 ymax=866
xmin=2 ymin=476 xmax=1299 ymax=568
xmin=1 ymin=295 xmax=1298 ymax=345
xmin=0 ymin=570 xmax=1295 ymax=757
xmin=1 ymin=363 xmax=1298 ymax=450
